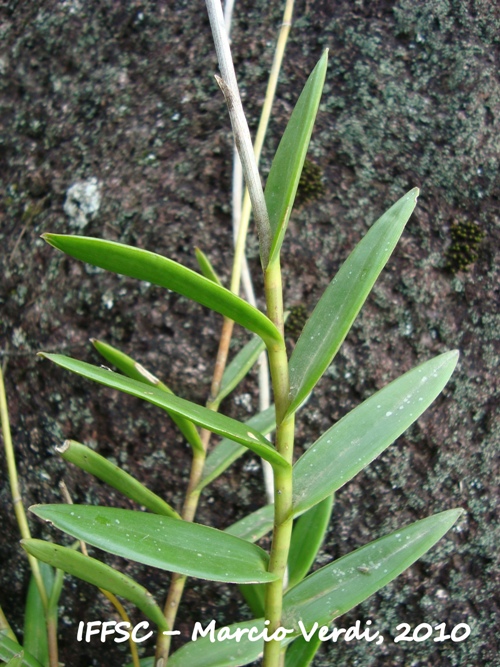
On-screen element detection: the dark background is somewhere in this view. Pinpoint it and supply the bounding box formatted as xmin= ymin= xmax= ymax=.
xmin=0 ymin=1 xmax=498 ymax=665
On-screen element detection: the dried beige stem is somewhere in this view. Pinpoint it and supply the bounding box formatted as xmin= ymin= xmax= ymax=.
xmin=206 ymin=0 xmax=272 ymax=266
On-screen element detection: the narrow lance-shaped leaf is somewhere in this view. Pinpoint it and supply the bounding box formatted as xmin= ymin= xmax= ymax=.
xmin=0 ymin=635 xmax=43 ymax=667
xmin=49 ymin=569 xmax=64 ymax=612
xmin=92 ymin=338 xmax=203 ymax=453
xmin=285 ymin=634 xmax=322 ymax=667
xmin=215 ymin=335 xmax=266 ymax=406
xmin=21 ymin=539 xmax=169 ymax=632
xmin=287 ymin=494 xmax=334 ymax=589
xmin=57 ymin=440 xmax=180 ymax=519
xmin=282 ymin=509 xmax=463 ymax=633
xmin=239 ymin=582 xmax=266 ymax=618
xmin=194 ymin=247 xmax=222 ymax=286
xmin=23 ymin=563 xmax=53 ymax=666
xmin=265 ymin=50 xmax=328 ymax=265
xmin=196 ymin=406 xmax=276 ymax=492
xmin=40 ymin=354 xmax=289 ymax=472
xmin=287 ymin=188 xmax=419 ymax=416
xmin=225 ymin=504 xmax=274 ymax=543
xmin=47 ymin=566 xmax=64 ymax=613
xmin=225 ymin=504 xmax=276 ymax=620
xmin=42 ymin=234 xmax=282 ymax=348
xmin=29 ymin=505 xmax=279 ymax=585
xmin=292 ymin=350 xmax=458 ymax=516
xmin=6 ymin=652 xmax=24 ymax=667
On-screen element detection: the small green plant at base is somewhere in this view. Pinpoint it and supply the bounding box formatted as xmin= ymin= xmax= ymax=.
xmin=1 ymin=2 xmax=463 ymax=667
xmin=284 ymin=305 xmax=309 ymax=341
xmin=294 ymin=159 xmax=325 ymax=208
xmin=445 ymin=219 xmax=485 ymax=273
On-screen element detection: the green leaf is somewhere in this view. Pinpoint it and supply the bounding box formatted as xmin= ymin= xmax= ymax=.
xmin=195 ymin=247 xmax=222 ymax=286
xmin=48 ymin=566 xmax=65 ymax=611
xmin=225 ymin=505 xmax=275 ymax=620
xmin=265 ymin=50 xmax=328 ymax=265
xmin=224 ymin=504 xmax=274 ymax=542
xmin=6 ymin=653 xmax=24 ymax=667
xmin=283 ymin=509 xmax=463 ymax=633
xmin=216 ymin=336 xmax=266 ymax=406
xmin=287 ymin=494 xmax=333 ymax=589
xmin=239 ymin=583 xmax=266 ymax=618
xmin=168 ymin=619 xmax=266 ymax=667
xmin=292 ymin=350 xmax=458 ymax=516
xmin=4 ymin=651 xmax=25 ymax=667
xmin=57 ymin=440 xmax=180 ymax=519
xmin=21 ymin=539 xmax=168 ymax=632
xmin=92 ymin=339 xmax=203 ymax=453
xmin=285 ymin=634 xmax=322 ymax=667
xmin=287 ymin=188 xmax=419 ymax=416
xmin=23 ymin=564 xmax=53 ymax=666
xmin=42 ymin=234 xmax=282 ymax=348
xmin=196 ymin=407 xmax=276 ymax=492
xmin=29 ymin=506 xmax=278 ymax=585
xmin=40 ymin=354 xmax=289 ymax=472
xmin=0 ymin=635 xmax=43 ymax=667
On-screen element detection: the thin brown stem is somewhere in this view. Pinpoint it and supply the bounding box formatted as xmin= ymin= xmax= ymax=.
xmin=46 ymin=614 xmax=60 ymax=667
xmin=208 ymin=317 xmax=235 ymax=406
xmin=156 ymin=319 xmax=234 ymax=665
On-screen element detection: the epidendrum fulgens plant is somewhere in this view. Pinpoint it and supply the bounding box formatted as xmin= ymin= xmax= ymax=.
xmin=1 ymin=1 xmax=463 ymax=666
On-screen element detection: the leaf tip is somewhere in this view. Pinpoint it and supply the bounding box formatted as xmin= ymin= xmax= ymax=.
xmin=55 ymin=440 xmax=70 ymax=454
xmin=27 ymin=504 xmax=43 ymax=518
xmin=41 ymin=233 xmax=57 ymax=248
xmin=442 ymin=348 xmax=460 ymax=370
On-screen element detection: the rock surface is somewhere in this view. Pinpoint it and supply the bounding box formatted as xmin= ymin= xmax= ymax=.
xmin=0 ymin=1 xmax=498 ymax=665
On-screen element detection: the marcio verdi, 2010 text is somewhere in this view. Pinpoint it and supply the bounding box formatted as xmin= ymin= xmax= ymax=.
xmin=76 ymin=619 xmax=471 ymax=645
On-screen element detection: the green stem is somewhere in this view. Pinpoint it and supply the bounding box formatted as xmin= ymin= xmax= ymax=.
xmin=265 ymin=259 xmax=288 ymax=420
xmin=263 ymin=414 xmax=294 ymax=667
xmin=263 ymin=258 xmax=294 ymax=667
xmin=0 ymin=364 xmax=60 ymax=666
xmin=0 ymin=366 xmax=49 ymax=610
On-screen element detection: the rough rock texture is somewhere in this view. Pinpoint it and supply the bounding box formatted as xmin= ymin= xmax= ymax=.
xmin=0 ymin=1 xmax=498 ymax=666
